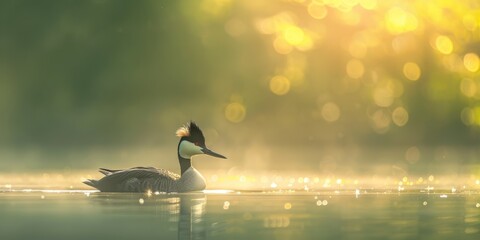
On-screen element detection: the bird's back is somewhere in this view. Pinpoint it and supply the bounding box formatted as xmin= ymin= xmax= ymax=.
xmin=84 ymin=167 xmax=181 ymax=192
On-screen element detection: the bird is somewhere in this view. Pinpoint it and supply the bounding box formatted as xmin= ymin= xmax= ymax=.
xmin=83 ymin=121 xmax=226 ymax=192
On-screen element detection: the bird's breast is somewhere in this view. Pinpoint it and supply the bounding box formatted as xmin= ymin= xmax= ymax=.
xmin=178 ymin=167 xmax=206 ymax=192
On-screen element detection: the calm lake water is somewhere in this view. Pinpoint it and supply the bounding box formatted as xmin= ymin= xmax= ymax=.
xmin=1 ymin=189 xmax=480 ymax=240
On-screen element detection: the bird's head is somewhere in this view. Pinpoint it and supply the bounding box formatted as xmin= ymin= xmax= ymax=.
xmin=176 ymin=121 xmax=227 ymax=159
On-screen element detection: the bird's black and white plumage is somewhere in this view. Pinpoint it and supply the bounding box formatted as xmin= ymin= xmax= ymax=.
xmin=83 ymin=122 xmax=226 ymax=192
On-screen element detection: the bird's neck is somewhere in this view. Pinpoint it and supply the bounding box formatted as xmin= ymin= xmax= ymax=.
xmin=179 ymin=156 xmax=192 ymax=176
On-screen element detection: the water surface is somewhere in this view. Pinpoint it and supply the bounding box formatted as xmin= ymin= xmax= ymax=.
xmin=1 ymin=189 xmax=480 ymax=240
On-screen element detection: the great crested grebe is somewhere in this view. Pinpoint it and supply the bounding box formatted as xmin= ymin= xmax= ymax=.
xmin=83 ymin=122 xmax=226 ymax=192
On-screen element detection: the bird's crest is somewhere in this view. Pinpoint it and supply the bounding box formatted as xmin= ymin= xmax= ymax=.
xmin=176 ymin=125 xmax=190 ymax=137
xmin=176 ymin=121 xmax=203 ymax=138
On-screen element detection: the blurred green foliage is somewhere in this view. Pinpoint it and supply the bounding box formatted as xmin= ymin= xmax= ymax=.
xmin=1 ymin=0 xmax=480 ymax=171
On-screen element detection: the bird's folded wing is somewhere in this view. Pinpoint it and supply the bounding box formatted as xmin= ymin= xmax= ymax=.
xmin=101 ymin=168 xmax=180 ymax=183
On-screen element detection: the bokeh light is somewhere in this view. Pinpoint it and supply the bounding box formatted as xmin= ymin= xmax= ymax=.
xmin=269 ymin=75 xmax=291 ymax=95
xmin=405 ymin=146 xmax=420 ymax=164
xmin=460 ymin=78 xmax=476 ymax=98
xmin=373 ymin=88 xmax=394 ymax=107
xmin=2 ymin=0 xmax=480 ymax=182
xmin=403 ymin=62 xmax=421 ymax=81
xmin=225 ymin=102 xmax=246 ymax=123
xmin=283 ymin=26 xmax=305 ymax=46
xmin=308 ymin=2 xmax=328 ymax=20
xmin=321 ymin=102 xmax=341 ymax=122
xmin=435 ymin=35 xmax=453 ymax=55
xmin=392 ymin=107 xmax=409 ymax=127
xmin=370 ymin=109 xmax=391 ymax=134
xmin=463 ymin=53 xmax=480 ymax=72
xmin=346 ymin=59 xmax=365 ymax=79
xmin=385 ymin=7 xmax=418 ymax=35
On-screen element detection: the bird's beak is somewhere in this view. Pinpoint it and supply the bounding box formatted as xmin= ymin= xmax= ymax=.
xmin=201 ymin=147 xmax=227 ymax=159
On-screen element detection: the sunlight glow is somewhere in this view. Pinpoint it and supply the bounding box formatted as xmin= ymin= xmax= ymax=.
xmin=283 ymin=26 xmax=305 ymax=46
xmin=203 ymin=189 xmax=234 ymax=194
xmin=385 ymin=7 xmax=418 ymax=35
xmin=463 ymin=14 xmax=477 ymax=31
xmin=359 ymin=0 xmax=377 ymax=10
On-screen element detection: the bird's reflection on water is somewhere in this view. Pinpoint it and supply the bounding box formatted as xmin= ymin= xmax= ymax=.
xmin=178 ymin=194 xmax=207 ymax=240
xmin=88 ymin=193 xmax=210 ymax=239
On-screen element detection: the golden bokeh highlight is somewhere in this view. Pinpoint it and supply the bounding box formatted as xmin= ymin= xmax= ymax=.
xmin=346 ymin=59 xmax=365 ymax=79
xmin=372 ymin=78 xmax=404 ymax=107
xmin=385 ymin=7 xmax=418 ymax=35
xmin=392 ymin=106 xmax=409 ymax=127
xmin=373 ymin=88 xmax=394 ymax=107
xmin=283 ymin=26 xmax=305 ymax=46
xmin=270 ymin=75 xmax=291 ymax=95
xmin=308 ymin=2 xmax=328 ymax=20
xmin=321 ymin=102 xmax=341 ymax=122
xmin=463 ymin=53 xmax=480 ymax=72
xmin=435 ymin=35 xmax=453 ymax=55
xmin=460 ymin=78 xmax=477 ymax=98
xmin=225 ymin=102 xmax=246 ymax=123
xmin=403 ymin=62 xmax=421 ymax=81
